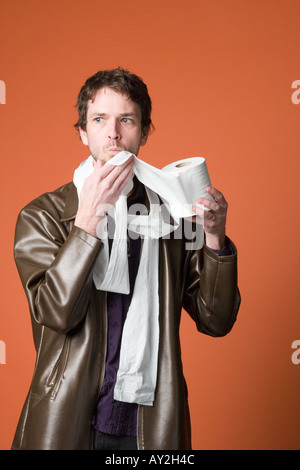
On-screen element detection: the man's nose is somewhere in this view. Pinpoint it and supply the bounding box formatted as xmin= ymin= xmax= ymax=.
xmin=108 ymin=119 xmax=120 ymax=140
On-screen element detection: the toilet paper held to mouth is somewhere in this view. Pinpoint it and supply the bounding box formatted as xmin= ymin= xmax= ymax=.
xmin=109 ymin=151 xmax=214 ymax=218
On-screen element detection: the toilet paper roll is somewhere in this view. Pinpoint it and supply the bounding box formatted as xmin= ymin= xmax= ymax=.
xmin=109 ymin=151 xmax=214 ymax=218
xmin=160 ymin=157 xmax=214 ymax=217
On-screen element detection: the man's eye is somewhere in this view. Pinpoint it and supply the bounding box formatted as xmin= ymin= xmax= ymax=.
xmin=122 ymin=118 xmax=132 ymax=123
xmin=95 ymin=117 xmax=103 ymax=122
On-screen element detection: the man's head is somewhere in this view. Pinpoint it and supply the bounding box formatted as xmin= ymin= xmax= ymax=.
xmin=74 ymin=68 xmax=153 ymax=162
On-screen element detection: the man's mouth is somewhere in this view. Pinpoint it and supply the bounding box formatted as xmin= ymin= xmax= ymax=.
xmin=108 ymin=148 xmax=124 ymax=153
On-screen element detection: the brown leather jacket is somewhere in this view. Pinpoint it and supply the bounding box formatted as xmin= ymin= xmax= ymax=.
xmin=12 ymin=181 xmax=240 ymax=450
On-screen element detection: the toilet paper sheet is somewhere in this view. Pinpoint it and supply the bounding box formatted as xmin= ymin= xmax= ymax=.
xmin=110 ymin=151 xmax=214 ymax=218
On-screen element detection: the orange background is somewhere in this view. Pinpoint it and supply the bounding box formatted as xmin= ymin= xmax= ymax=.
xmin=0 ymin=0 xmax=299 ymax=450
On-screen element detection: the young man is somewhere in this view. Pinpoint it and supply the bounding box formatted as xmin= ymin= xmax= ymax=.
xmin=12 ymin=68 xmax=240 ymax=450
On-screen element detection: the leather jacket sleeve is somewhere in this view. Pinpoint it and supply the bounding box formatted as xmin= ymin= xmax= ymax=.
xmin=14 ymin=200 xmax=103 ymax=334
xmin=182 ymin=238 xmax=240 ymax=337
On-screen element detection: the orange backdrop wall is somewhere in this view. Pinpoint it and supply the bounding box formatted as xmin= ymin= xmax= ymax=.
xmin=1 ymin=0 xmax=299 ymax=450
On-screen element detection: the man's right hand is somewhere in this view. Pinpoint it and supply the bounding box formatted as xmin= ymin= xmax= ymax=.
xmin=74 ymin=155 xmax=134 ymax=238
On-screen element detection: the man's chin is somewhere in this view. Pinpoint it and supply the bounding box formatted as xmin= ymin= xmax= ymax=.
xmin=93 ymin=153 xmax=117 ymax=163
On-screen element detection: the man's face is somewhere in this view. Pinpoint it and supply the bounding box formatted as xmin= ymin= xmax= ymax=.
xmin=79 ymin=87 xmax=148 ymax=163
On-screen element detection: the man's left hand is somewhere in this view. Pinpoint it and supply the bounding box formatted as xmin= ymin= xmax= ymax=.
xmin=192 ymin=186 xmax=228 ymax=250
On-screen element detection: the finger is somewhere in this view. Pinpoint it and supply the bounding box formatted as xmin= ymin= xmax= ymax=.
xmin=96 ymin=157 xmax=133 ymax=196
xmin=192 ymin=205 xmax=205 ymax=218
xmin=206 ymin=186 xmax=227 ymax=206
xmin=101 ymin=155 xmax=134 ymax=181
xmin=117 ymin=157 xmax=134 ymax=185
xmin=205 ymin=211 xmax=217 ymax=222
xmin=197 ymin=197 xmax=220 ymax=212
xmin=184 ymin=214 xmax=204 ymax=225
xmin=90 ymin=158 xmax=112 ymax=181
xmin=117 ymin=165 xmax=134 ymax=193
xmin=105 ymin=154 xmax=134 ymax=171
xmin=94 ymin=158 xmax=104 ymax=169
xmin=110 ymin=161 xmax=134 ymax=191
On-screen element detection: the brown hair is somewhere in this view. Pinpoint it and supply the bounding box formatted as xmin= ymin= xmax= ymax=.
xmin=74 ymin=68 xmax=153 ymax=137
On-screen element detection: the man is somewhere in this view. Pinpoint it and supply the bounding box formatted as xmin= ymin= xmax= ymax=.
xmin=12 ymin=68 xmax=240 ymax=450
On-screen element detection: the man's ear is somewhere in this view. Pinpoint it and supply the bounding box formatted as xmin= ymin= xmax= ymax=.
xmin=79 ymin=127 xmax=89 ymax=146
xmin=140 ymin=132 xmax=148 ymax=147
